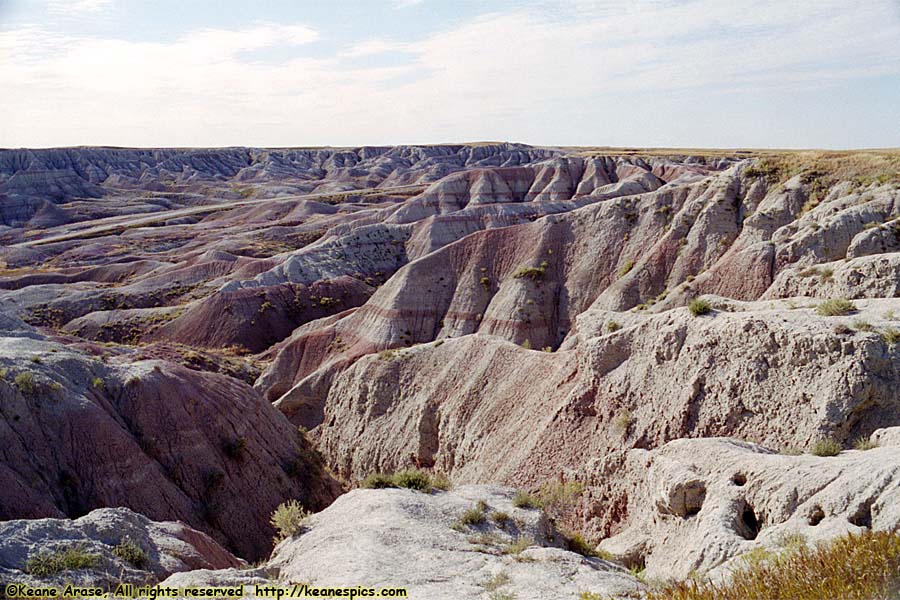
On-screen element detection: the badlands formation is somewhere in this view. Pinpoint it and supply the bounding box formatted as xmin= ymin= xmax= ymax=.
xmin=1 ymin=144 xmax=900 ymax=598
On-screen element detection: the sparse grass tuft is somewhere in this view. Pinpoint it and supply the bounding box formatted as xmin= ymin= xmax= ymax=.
xmin=377 ymin=349 xmax=397 ymax=360
xmin=537 ymin=480 xmax=584 ymax=521
xmin=481 ymin=571 xmax=510 ymax=592
xmin=643 ymin=530 xmax=900 ymax=600
xmin=25 ymin=544 xmax=100 ymax=577
xmin=502 ymin=536 xmax=534 ymax=556
xmin=270 ymin=499 xmax=310 ymax=543
xmin=458 ymin=501 xmax=488 ymax=527
xmin=606 ymin=320 xmax=621 ymax=333
xmin=512 ymin=490 xmax=542 ymax=510
xmin=853 ymin=437 xmax=879 ymax=451
xmin=881 ymin=327 xmax=900 ymax=345
xmin=14 ymin=371 xmax=36 ymax=394
xmin=618 ymin=260 xmax=635 ymax=277
xmin=360 ymin=473 xmax=395 ymax=489
xmin=392 ymin=469 xmax=434 ymax=491
xmin=851 ymin=319 xmax=873 ymax=332
xmin=91 ymin=377 xmax=105 ymax=389
xmin=492 ymin=511 xmax=511 ymax=526
xmin=565 ymin=532 xmax=611 ymax=559
xmin=689 ymin=298 xmax=712 ymax=316
xmin=360 ymin=469 xmax=441 ymax=492
xmin=815 ymin=298 xmax=855 ymax=316
xmin=810 ymin=437 xmax=842 ymax=457
xmin=113 ymin=537 xmax=148 ymax=569
xmin=513 ymin=262 xmax=548 ymax=280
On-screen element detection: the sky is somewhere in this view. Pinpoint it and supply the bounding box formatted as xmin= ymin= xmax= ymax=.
xmin=1 ymin=0 xmax=899 ymax=149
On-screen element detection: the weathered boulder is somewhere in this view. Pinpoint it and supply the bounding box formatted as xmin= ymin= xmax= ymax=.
xmin=266 ymin=485 xmax=642 ymax=600
xmin=595 ymin=437 xmax=900 ymax=580
xmin=0 ymin=507 xmax=243 ymax=589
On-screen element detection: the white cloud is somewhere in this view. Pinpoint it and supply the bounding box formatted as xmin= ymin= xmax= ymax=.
xmin=47 ymin=0 xmax=114 ymax=14
xmin=2 ymin=1 xmax=899 ymax=148
xmin=394 ymin=0 xmax=425 ymax=8
xmin=340 ymin=38 xmax=407 ymax=58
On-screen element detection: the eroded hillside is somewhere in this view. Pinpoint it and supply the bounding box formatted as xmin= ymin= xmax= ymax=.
xmin=2 ymin=144 xmax=900 ymax=580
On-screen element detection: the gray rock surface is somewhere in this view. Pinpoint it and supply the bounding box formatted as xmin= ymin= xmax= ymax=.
xmin=0 ymin=507 xmax=243 ymax=589
xmin=266 ymin=485 xmax=642 ymax=600
xmin=595 ymin=437 xmax=900 ymax=580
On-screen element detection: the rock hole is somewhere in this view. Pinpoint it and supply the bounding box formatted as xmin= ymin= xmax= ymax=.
xmin=808 ymin=506 xmax=825 ymax=526
xmin=731 ymin=473 xmax=747 ymax=486
xmin=849 ymin=502 xmax=872 ymax=528
xmin=737 ymin=501 xmax=762 ymax=540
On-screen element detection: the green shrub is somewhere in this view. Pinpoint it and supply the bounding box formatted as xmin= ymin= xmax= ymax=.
xmin=361 ymin=473 xmax=395 ymax=489
xmin=851 ymin=319 xmax=873 ymax=332
xmin=481 ymin=571 xmax=510 ymax=592
xmin=881 ymin=327 xmax=900 ymax=345
xmin=113 ymin=537 xmax=148 ymax=569
xmin=606 ymin=320 xmax=621 ymax=333
xmin=643 ymin=530 xmax=900 ymax=600
xmin=853 ymin=437 xmax=879 ymax=451
xmin=392 ymin=469 xmax=433 ymax=491
xmin=513 ymin=262 xmax=547 ymax=280
xmin=492 ymin=511 xmax=511 ymax=526
xmin=512 ymin=490 xmax=542 ymax=510
xmin=689 ymin=298 xmax=712 ymax=316
xmin=458 ymin=502 xmax=488 ymax=527
xmin=431 ymin=472 xmax=452 ymax=491
xmin=537 ymin=480 xmax=584 ymax=520
xmin=270 ymin=499 xmax=310 ymax=543
xmin=810 ymin=437 xmax=842 ymax=457
xmin=521 ymin=339 xmax=532 ymax=350
xmin=816 ymin=298 xmax=855 ymax=316
xmin=360 ymin=469 xmax=438 ymax=492
xmin=25 ymin=544 xmax=100 ymax=577
xmin=565 ymin=532 xmax=611 ymax=559
xmin=91 ymin=377 xmax=105 ymax=389
xmin=618 ymin=260 xmax=635 ymax=277
xmin=14 ymin=371 xmax=36 ymax=394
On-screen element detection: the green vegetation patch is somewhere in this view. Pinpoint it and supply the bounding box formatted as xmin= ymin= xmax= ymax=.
xmin=689 ymin=298 xmax=712 ymax=316
xmin=270 ymin=499 xmax=310 ymax=543
xmin=25 ymin=545 xmax=100 ymax=578
xmin=644 ymin=530 xmax=900 ymax=600
xmin=815 ymin=298 xmax=855 ymax=316
xmin=360 ymin=469 xmax=447 ymax=492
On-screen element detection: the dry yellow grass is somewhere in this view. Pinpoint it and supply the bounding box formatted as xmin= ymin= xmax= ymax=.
xmin=644 ymin=530 xmax=900 ymax=600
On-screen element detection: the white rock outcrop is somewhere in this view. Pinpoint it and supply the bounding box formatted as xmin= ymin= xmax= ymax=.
xmin=596 ymin=436 xmax=900 ymax=580
xmin=0 ymin=507 xmax=243 ymax=589
xmin=267 ymin=485 xmax=641 ymax=600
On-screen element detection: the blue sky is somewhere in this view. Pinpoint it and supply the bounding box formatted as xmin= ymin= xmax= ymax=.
xmin=1 ymin=0 xmax=899 ymax=148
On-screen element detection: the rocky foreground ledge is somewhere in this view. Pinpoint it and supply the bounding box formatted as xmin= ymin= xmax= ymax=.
xmin=3 ymin=430 xmax=900 ymax=599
